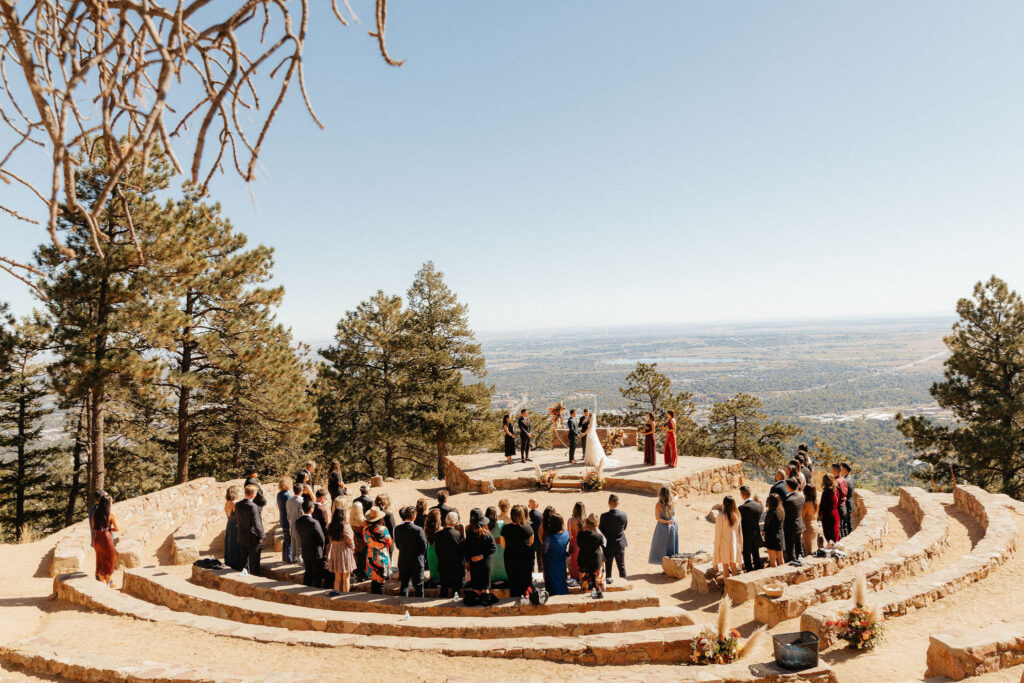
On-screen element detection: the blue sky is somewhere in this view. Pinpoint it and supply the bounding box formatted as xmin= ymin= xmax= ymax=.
xmin=3 ymin=1 xmax=1024 ymax=338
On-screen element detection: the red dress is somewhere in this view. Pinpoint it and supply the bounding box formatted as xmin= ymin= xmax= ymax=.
xmin=642 ymin=424 xmax=656 ymax=465
xmin=819 ymin=489 xmax=841 ymax=542
xmin=92 ymin=525 xmax=116 ymax=577
xmin=663 ymin=420 xmax=678 ymax=467
xmin=568 ymin=521 xmax=580 ymax=581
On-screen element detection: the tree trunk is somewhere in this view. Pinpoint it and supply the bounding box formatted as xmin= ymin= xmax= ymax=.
xmin=435 ymin=434 xmax=448 ymax=480
xmin=385 ymin=442 xmax=396 ymax=479
xmin=65 ymin=405 xmax=86 ymax=527
xmin=175 ymin=292 xmax=195 ymax=484
xmin=90 ymin=386 xmax=105 ymax=496
xmin=15 ymin=389 xmax=26 ymax=542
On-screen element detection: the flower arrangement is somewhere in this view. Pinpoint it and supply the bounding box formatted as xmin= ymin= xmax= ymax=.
xmin=824 ymin=574 xmax=884 ymax=650
xmin=600 ymin=427 xmax=625 ymax=454
xmin=548 ymin=401 xmax=565 ymax=426
xmin=582 ymin=464 xmax=605 ymax=491
xmin=688 ymin=596 xmax=765 ymax=665
xmin=535 ymin=465 xmax=558 ymax=490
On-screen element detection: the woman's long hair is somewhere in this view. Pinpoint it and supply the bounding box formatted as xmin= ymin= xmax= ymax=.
xmin=329 ymin=460 xmax=341 ymax=475
xmin=327 ymin=506 xmax=347 ymax=542
xmin=821 ymin=473 xmax=836 ymax=497
xmin=94 ymin=493 xmax=112 ymax=530
xmin=349 ymin=502 xmax=366 ymax=528
xmin=486 ymin=506 xmax=500 ymax=532
xmin=542 ymin=506 xmax=555 ymax=535
xmin=502 ymin=414 xmax=511 ymax=427
xmin=424 ymin=508 xmax=443 ymax=544
xmin=571 ymin=502 xmax=585 ymax=524
xmin=722 ymin=496 xmax=739 ymax=527
xmin=766 ymin=493 xmax=784 ymax=520
xmin=658 ymin=486 xmax=674 ymax=516
xmin=803 ymin=485 xmax=819 ymax=515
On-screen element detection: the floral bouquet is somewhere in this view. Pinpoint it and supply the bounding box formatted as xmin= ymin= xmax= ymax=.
xmin=535 ymin=466 xmax=558 ymax=490
xmin=600 ymin=428 xmax=625 ymax=454
xmin=688 ymin=597 xmax=764 ymax=665
xmin=824 ymin=574 xmax=884 ymax=650
xmin=582 ymin=465 xmax=605 ymax=491
xmin=548 ymin=401 xmax=565 ymax=426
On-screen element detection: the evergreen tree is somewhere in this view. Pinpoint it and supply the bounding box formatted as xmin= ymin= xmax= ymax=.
xmin=0 ymin=317 xmax=60 ymax=541
xmin=707 ymin=393 xmax=801 ymax=473
xmin=619 ymin=362 xmax=706 ymax=453
xmin=405 ymin=262 xmax=491 ymax=479
xmin=897 ymin=276 xmax=1024 ymax=496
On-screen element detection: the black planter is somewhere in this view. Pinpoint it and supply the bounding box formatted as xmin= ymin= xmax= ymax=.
xmin=772 ymin=631 xmax=819 ymax=670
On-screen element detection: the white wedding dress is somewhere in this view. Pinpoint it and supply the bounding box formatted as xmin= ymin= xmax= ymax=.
xmin=583 ymin=416 xmax=607 ymax=468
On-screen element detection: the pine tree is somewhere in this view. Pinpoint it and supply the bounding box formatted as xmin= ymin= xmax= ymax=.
xmin=897 ymin=276 xmax=1024 ymax=496
xmin=0 ymin=317 xmax=61 ymax=541
xmin=405 ymin=262 xmax=491 ymax=479
xmin=707 ymin=393 xmax=801 ymax=473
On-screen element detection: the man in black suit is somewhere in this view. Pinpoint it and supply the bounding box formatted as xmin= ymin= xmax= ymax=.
xmin=517 ymin=409 xmax=532 ymax=463
xmin=579 ymin=409 xmax=591 ymax=459
xmin=782 ymin=478 xmax=805 ymax=562
xmin=295 ymin=498 xmax=326 ymax=587
xmin=434 ymin=511 xmax=465 ymax=598
xmin=354 ymin=484 xmax=374 ymax=514
xmin=769 ymin=469 xmax=789 ymax=501
xmin=295 ymin=460 xmax=317 ymax=500
xmin=312 ymin=489 xmax=330 ymax=535
xmin=243 ymin=465 xmax=267 ymax=508
xmin=429 ymin=489 xmax=454 ymax=522
xmin=528 ymin=498 xmax=543 ymax=572
xmin=598 ymin=494 xmax=628 ymax=580
xmin=738 ymin=486 xmax=764 ymax=572
xmin=566 ymin=410 xmax=580 ymax=463
xmin=841 ymin=462 xmax=855 ymax=537
xmin=394 ymin=506 xmax=428 ymax=597
xmin=235 ymin=484 xmax=265 ymax=576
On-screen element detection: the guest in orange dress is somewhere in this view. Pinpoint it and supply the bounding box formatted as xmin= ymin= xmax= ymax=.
xmin=663 ymin=410 xmax=678 ymax=467
xmin=642 ymin=412 xmax=656 ymax=465
xmin=90 ymin=492 xmax=119 ymax=586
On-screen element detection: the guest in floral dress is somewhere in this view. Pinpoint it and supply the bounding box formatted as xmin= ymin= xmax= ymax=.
xmin=327 ymin=503 xmax=357 ymax=595
xmin=363 ymin=507 xmax=392 ymax=594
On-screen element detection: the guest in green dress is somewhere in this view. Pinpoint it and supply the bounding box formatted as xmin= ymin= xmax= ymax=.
xmin=424 ymin=508 xmax=442 ymax=587
xmin=487 ymin=505 xmax=507 ymax=584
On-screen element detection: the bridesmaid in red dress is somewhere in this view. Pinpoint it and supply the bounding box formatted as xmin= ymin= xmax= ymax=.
xmin=642 ymin=412 xmax=656 ymax=465
xmin=663 ymin=410 xmax=678 ymax=467
xmin=90 ymin=493 xmax=119 ymax=586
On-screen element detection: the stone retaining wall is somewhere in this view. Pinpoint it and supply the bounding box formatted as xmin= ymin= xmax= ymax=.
xmin=802 ymin=485 xmax=1018 ymax=647
xmin=51 ymin=477 xmax=219 ymax=576
xmin=926 ymin=624 xmax=1024 ymax=680
xmin=754 ymin=487 xmax=947 ymax=626
xmin=170 ymin=507 xmax=224 ymax=565
xmin=725 ymin=491 xmax=888 ymax=604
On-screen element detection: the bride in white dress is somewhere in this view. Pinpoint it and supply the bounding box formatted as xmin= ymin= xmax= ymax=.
xmin=582 ymin=414 xmax=607 ymax=468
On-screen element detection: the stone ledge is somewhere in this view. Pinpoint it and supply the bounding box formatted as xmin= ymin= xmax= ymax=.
xmin=171 ymin=507 xmax=224 ymax=565
xmin=725 ymin=490 xmax=889 ymax=604
xmin=754 ymin=487 xmax=947 ymax=626
xmin=802 ymin=485 xmax=1017 ymax=647
xmin=926 ymin=624 xmax=1024 ymax=680
xmin=191 ymin=564 xmax=662 ymax=617
xmin=54 ymin=572 xmax=701 ymax=664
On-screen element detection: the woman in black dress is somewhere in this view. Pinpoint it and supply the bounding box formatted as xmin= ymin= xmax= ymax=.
xmin=763 ymin=493 xmax=786 ymax=568
xmin=327 ymin=460 xmax=346 ymax=501
xmin=499 ymin=505 xmax=535 ymax=597
xmin=464 ymin=509 xmax=497 ymax=599
xmin=503 ymin=415 xmax=516 ymax=465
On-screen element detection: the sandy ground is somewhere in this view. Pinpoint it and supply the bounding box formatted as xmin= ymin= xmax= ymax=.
xmin=2 ymin=470 xmax=1024 ymax=681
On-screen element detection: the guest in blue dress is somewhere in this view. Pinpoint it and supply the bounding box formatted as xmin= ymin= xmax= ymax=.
xmin=543 ymin=514 xmax=570 ymax=595
xmin=648 ymin=486 xmax=679 ymax=564
xmin=224 ymin=485 xmax=244 ymax=570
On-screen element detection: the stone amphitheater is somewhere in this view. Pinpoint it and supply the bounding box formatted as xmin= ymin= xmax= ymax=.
xmin=2 ymin=447 xmax=1024 ymax=682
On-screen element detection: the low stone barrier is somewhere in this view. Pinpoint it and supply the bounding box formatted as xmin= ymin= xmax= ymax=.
xmin=802 ymin=485 xmax=1017 ymax=647
xmin=51 ymin=477 xmax=220 ymax=576
xmin=0 ymin=637 xmax=310 ymax=683
xmin=724 ymin=490 xmax=888 ymax=604
xmin=170 ymin=507 xmax=224 ymax=565
xmin=754 ymin=487 xmax=946 ymax=626
xmin=926 ymin=623 xmax=1024 ymax=680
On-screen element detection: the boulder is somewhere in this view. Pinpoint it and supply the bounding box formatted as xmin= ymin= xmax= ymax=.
xmin=662 ymin=551 xmax=711 ymax=579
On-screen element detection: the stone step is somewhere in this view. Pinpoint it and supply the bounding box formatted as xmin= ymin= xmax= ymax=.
xmin=192 ymin=564 xmax=658 ymax=616
xmin=926 ymin=623 xmax=1024 ymax=680
xmin=122 ymin=566 xmax=692 ymax=639
xmin=551 ymin=480 xmax=584 ymax=490
xmin=55 ymin=572 xmax=701 ymax=664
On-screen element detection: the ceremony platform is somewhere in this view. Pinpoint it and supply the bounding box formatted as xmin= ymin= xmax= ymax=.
xmin=444 ymin=447 xmax=743 ymax=496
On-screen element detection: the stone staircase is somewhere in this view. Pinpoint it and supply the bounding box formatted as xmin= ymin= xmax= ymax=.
xmin=551 ymin=473 xmax=584 ymax=491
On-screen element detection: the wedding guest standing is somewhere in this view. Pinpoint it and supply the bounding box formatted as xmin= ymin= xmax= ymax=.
xmin=599 ymin=494 xmax=628 ymax=581
xmin=543 ymin=513 xmax=570 ymax=595
xmin=782 ymin=479 xmax=805 ymax=561
xmin=435 ymin=511 xmax=465 ymax=598
xmin=770 ymin=469 xmax=789 ymax=501
xmin=499 ymin=505 xmax=535 ymax=597
xmin=296 ymin=460 xmax=317 ymax=500
xmin=394 ymin=506 xmax=427 ymax=597
xmin=363 ymin=507 xmax=392 ymax=594
xmin=286 ymin=482 xmax=304 ymax=562
xmin=528 ymin=499 xmax=544 ymax=572
xmin=354 ymin=484 xmax=374 ymax=514
xmin=276 ymin=477 xmax=293 ymax=563
xmin=465 ymin=510 xmax=497 ymax=599
xmin=375 ymin=494 xmax=396 ymax=540
xmin=424 ymin=509 xmax=443 ymax=587
xmin=496 ymin=499 xmax=512 ymax=524
xmin=224 ymin=485 xmax=243 ymax=570
xmin=568 ymin=502 xmax=585 ymax=581
xmin=763 ymin=494 xmax=785 ymax=567
xmin=236 ymin=484 xmax=266 ymax=576
xmin=91 ymin=491 xmax=118 ymax=586
xmin=502 ymin=414 xmax=516 ymax=465
xmin=642 ymin=412 xmax=656 ymax=466
xmin=517 ymin=409 xmax=532 ymax=463
xmin=430 ymin=489 xmax=453 ymax=521
xmin=327 ymin=460 xmax=347 ymax=500
xmin=819 ymin=474 xmax=841 ymax=544
xmin=566 ymin=409 xmax=580 ymax=463
xmin=802 ymin=485 xmax=820 ymax=555
xmin=577 ymin=513 xmax=606 ymax=596
xmin=486 ymin=506 xmax=507 ymax=585
xmin=738 ymin=486 xmax=763 ymax=572
xmin=296 ymin=498 xmax=325 ymax=587
xmin=663 ymin=410 xmax=678 ymax=467
xmin=313 ymin=489 xmax=330 ymax=535
xmin=243 ymin=465 xmax=267 ymax=508
xmin=326 ymin=504 xmax=356 ymax=595
xmin=648 ymin=486 xmax=679 ymax=564
xmin=841 ymin=462 xmax=856 ymax=537
xmin=414 ymin=498 xmax=429 ymax=528
xmin=713 ymin=495 xmax=743 ymax=579
xmin=349 ymin=501 xmax=368 ymax=582
xmin=831 ymin=464 xmax=849 ymax=539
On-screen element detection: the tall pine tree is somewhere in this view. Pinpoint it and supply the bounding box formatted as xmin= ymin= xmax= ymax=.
xmin=706 ymin=393 xmax=801 ymax=473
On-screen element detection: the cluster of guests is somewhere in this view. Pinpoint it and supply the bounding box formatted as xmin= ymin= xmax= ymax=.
xmin=711 ymin=448 xmax=856 ymax=580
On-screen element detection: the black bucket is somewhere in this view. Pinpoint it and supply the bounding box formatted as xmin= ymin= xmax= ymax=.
xmin=772 ymin=631 xmax=819 ymax=670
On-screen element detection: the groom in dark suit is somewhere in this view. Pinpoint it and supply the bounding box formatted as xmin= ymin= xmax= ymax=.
xmin=579 ymin=409 xmax=591 ymax=459
xmin=517 ymin=409 xmax=532 ymax=463
xmin=566 ymin=410 xmax=579 ymax=463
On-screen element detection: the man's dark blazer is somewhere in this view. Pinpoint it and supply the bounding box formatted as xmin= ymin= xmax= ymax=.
xmin=312 ymin=502 xmax=329 ymax=536
xmin=394 ymin=521 xmax=428 ymax=572
xmin=433 ymin=527 xmax=464 ymax=578
xmin=235 ymin=498 xmax=265 ymax=545
xmin=844 ymin=475 xmax=856 ymax=513
xmin=528 ymin=507 xmax=543 ymax=548
xmin=295 ymin=515 xmax=326 ymax=563
xmin=566 ymin=417 xmax=579 ymax=443
xmin=769 ymin=479 xmax=789 ymax=502
xmin=354 ymin=494 xmax=374 ymax=514
xmin=517 ymin=416 xmax=531 ymax=443
xmin=243 ymin=477 xmax=267 ymax=508
xmin=739 ymin=498 xmax=763 ymax=550
xmin=783 ymin=491 xmax=806 ymax=534
xmin=430 ymin=503 xmax=454 ymax=522
xmin=599 ymin=508 xmax=628 ymax=551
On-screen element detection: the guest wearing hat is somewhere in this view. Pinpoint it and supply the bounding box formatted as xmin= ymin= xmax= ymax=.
xmin=576 ymin=513 xmax=606 ymax=596
xmin=363 ymin=506 xmax=392 ymax=594
xmin=464 ymin=508 xmax=497 ymax=601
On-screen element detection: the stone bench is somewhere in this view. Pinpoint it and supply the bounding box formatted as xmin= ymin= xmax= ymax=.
xmin=0 ymin=637 xmax=313 ymax=683
xmin=52 ymin=477 xmax=220 ymax=576
xmin=754 ymin=486 xmax=947 ymax=626
xmin=54 ymin=572 xmax=701 ymax=664
xmin=926 ymin=623 xmax=1024 ymax=680
xmin=724 ymin=490 xmax=890 ymax=604
xmin=191 ymin=564 xmax=661 ymax=617
xmin=802 ymin=485 xmax=1017 ymax=647
xmin=170 ymin=507 xmax=224 ymax=565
